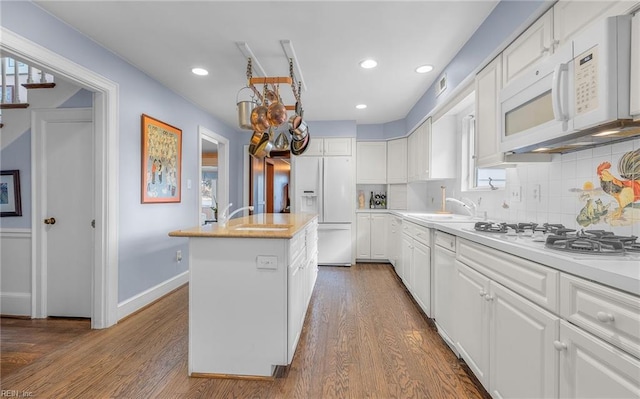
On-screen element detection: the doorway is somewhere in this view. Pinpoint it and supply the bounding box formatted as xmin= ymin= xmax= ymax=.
xmin=198 ymin=126 xmax=229 ymax=225
xmin=248 ymin=152 xmax=291 ymax=215
xmin=33 ymin=108 xmax=94 ymax=318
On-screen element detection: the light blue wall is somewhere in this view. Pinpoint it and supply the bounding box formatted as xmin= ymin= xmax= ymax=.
xmin=405 ymin=0 xmax=548 ymax=133
xmin=1 ymin=1 xmax=246 ymax=302
xmin=307 ymin=120 xmax=357 ymax=137
xmin=0 ymin=131 xmax=31 ymax=229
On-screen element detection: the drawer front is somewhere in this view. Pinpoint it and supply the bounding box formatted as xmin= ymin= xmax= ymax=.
xmin=435 ymin=230 xmax=456 ymax=252
xmin=289 ymin=231 xmax=306 ymax=262
xmin=560 ymin=274 xmax=640 ymax=358
xmin=456 ymin=238 xmax=559 ymax=313
xmin=405 ymin=221 xmax=430 ymax=246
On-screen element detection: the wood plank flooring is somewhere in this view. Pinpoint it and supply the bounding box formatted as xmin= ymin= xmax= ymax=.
xmin=1 ymin=264 xmax=489 ymax=399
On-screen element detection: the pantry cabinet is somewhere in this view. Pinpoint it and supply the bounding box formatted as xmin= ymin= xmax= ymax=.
xmin=356 ymin=141 xmax=387 ymax=184
xmin=386 ymin=138 xmax=407 ymax=183
xmin=356 ymin=212 xmax=388 ymax=260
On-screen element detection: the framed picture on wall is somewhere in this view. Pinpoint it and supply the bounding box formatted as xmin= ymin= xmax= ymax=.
xmin=141 ymin=114 xmax=182 ymax=203
xmin=1 ymin=170 xmax=22 ymax=217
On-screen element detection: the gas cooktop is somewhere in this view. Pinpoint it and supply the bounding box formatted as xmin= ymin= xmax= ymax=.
xmin=472 ymin=221 xmax=640 ymax=257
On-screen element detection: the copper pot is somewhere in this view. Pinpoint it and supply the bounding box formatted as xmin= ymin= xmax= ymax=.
xmin=250 ymin=104 xmax=270 ymax=133
xmin=268 ymin=101 xmax=288 ymax=126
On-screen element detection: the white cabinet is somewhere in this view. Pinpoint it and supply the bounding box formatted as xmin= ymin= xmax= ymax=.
xmin=386 ymin=138 xmax=407 ymax=183
xmin=502 ymin=8 xmax=554 ymax=87
xmin=430 ymin=116 xmax=457 ymax=179
xmin=454 ymin=260 xmax=559 ymax=396
xmin=632 ymin=12 xmax=640 ymax=118
xmin=557 ymin=320 xmax=640 ymax=399
xmin=300 ymin=137 xmax=352 ymax=157
xmin=356 ymin=141 xmax=387 ymax=184
xmin=407 ymin=118 xmax=431 ymax=181
xmin=356 ymin=212 xmax=388 ymax=260
xmin=488 ymin=280 xmax=559 ymax=399
xmin=433 ymin=231 xmax=457 ymax=349
xmin=387 ymin=215 xmax=402 ymax=267
xmin=454 ymin=260 xmax=491 ymax=387
xmin=401 ymin=221 xmax=431 ymax=316
xmin=475 ymin=54 xmax=504 ymax=168
xmin=553 ymin=0 xmax=637 ymax=48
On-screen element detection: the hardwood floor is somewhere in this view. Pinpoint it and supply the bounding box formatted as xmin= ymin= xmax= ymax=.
xmin=1 ymin=264 xmax=489 ymax=399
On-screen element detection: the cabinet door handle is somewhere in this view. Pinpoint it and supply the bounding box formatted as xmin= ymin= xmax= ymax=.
xmin=596 ymin=311 xmax=615 ymax=323
xmin=484 ymin=295 xmax=494 ymax=302
xmin=553 ymin=340 xmax=567 ymax=351
xmin=479 ymin=291 xmax=487 ymax=298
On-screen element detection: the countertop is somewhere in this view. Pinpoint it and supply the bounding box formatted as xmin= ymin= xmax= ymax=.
xmin=394 ymin=211 xmax=640 ymax=296
xmin=168 ymin=213 xmax=317 ymax=239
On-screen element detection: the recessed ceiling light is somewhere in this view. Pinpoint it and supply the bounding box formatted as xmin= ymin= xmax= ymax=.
xmin=356 ymin=104 xmax=367 ymax=109
xmin=192 ymin=67 xmax=209 ymax=76
xmin=415 ymin=64 xmax=434 ymax=74
xmin=359 ymin=59 xmax=377 ymax=69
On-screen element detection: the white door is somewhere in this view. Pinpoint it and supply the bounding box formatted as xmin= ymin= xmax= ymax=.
xmin=39 ymin=109 xmax=94 ymax=317
xmin=370 ymin=214 xmax=388 ymax=259
xmin=411 ymin=239 xmax=431 ymax=316
xmin=356 ymin=213 xmax=371 ymax=259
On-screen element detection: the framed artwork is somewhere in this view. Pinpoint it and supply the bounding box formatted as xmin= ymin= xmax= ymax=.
xmin=141 ymin=114 xmax=182 ymax=203
xmin=1 ymin=170 xmax=22 ymax=217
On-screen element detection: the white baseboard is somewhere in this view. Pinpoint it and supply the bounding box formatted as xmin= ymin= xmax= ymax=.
xmin=1 ymin=292 xmax=31 ymax=316
xmin=117 ymin=271 xmax=188 ymax=321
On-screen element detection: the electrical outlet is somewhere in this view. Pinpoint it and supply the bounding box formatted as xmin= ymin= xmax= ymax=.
xmin=511 ymin=186 xmax=522 ymax=203
xmin=533 ymin=184 xmax=541 ymax=202
xmin=257 ymin=255 xmax=278 ymax=270
xmin=176 ymin=250 xmax=182 ymax=262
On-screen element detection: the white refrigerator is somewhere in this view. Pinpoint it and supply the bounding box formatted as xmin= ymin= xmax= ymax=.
xmin=293 ymin=156 xmax=353 ymax=266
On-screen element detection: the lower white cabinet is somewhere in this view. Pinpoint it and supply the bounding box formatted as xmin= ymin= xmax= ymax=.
xmin=454 ymin=259 xmax=559 ymax=397
xmin=401 ymin=221 xmax=431 ymax=316
xmin=557 ymin=320 xmax=640 ymax=399
xmin=433 ymin=231 xmax=457 ymax=349
xmin=356 ymin=212 xmax=388 ymax=260
xmin=387 ymin=215 xmax=402 ymax=267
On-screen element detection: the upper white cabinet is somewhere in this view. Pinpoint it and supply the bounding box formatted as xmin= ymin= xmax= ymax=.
xmin=387 ymin=138 xmax=407 ymax=184
xmin=407 ymin=117 xmax=453 ymax=181
xmin=553 ymin=0 xmax=637 ymax=47
xmin=632 ymin=12 xmax=640 ymax=118
xmin=356 ymin=141 xmax=387 ymax=184
xmin=502 ymin=8 xmax=554 ymax=87
xmin=475 ymin=54 xmax=504 ymax=168
xmin=301 ymin=137 xmax=352 ymax=157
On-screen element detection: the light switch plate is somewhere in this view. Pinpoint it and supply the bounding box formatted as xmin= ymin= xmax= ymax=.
xmin=256 ymin=255 xmax=278 ymax=270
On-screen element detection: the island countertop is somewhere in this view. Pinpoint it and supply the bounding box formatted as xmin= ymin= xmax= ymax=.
xmin=168 ymin=213 xmax=317 ymax=239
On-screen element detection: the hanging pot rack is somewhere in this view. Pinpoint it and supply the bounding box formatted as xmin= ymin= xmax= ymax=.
xmin=245 ymin=58 xmax=300 ymax=111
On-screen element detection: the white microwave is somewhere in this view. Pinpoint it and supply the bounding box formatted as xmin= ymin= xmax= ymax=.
xmin=500 ymin=15 xmax=633 ymax=153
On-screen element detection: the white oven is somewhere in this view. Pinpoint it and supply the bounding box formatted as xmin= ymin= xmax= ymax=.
xmin=500 ymin=15 xmax=633 ymax=153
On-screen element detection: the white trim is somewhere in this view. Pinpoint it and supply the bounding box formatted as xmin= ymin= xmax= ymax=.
xmin=0 ymin=228 xmax=31 ymax=237
xmin=117 ymin=271 xmax=189 ymax=321
xmin=198 ymin=126 xmax=229 ymax=223
xmin=1 ymin=27 xmax=119 ymax=329
xmin=1 ymin=292 xmax=31 ymax=316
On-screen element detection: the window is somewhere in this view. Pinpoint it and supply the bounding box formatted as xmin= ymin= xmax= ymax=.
xmin=463 ymin=114 xmax=506 ymax=190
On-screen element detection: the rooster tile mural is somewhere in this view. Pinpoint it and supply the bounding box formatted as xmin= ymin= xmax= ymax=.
xmin=577 ymin=149 xmax=640 ymax=227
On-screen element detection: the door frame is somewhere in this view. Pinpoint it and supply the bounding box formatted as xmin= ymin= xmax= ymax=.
xmin=2 ymin=27 xmax=119 ymax=329
xmin=32 ymin=108 xmax=93 ymax=318
xmin=198 ymin=126 xmax=229 ymax=224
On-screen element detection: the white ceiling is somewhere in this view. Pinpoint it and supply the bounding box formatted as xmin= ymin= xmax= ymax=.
xmin=35 ymin=1 xmax=498 ymax=129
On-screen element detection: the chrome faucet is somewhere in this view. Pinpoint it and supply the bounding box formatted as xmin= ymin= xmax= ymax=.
xmin=445 ymin=197 xmax=476 ymax=217
xmin=218 ymin=203 xmax=254 ymax=228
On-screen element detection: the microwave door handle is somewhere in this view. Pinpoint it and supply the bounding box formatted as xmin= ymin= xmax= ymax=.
xmin=552 ymin=63 xmax=568 ymax=121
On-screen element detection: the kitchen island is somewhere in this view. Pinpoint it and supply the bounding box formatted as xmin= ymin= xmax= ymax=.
xmin=169 ymin=213 xmax=318 ymax=378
